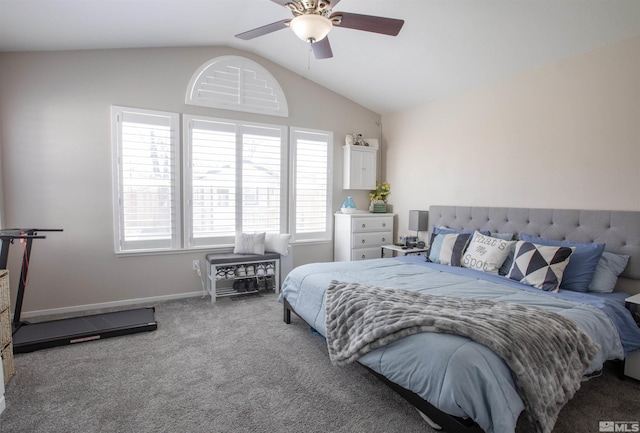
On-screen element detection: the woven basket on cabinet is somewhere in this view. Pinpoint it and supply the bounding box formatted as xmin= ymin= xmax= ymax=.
xmin=0 ymin=270 xmax=9 ymax=312
xmin=371 ymin=203 xmax=387 ymax=213
xmin=2 ymin=343 xmax=15 ymax=384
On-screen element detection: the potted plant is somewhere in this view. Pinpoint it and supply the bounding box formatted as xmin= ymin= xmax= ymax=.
xmin=369 ymin=181 xmax=390 ymax=213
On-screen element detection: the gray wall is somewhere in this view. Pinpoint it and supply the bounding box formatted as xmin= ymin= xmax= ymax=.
xmin=0 ymin=46 xmax=381 ymax=315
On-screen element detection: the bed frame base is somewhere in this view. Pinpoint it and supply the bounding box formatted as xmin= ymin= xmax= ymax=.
xmin=283 ymin=299 xmax=485 ymax=433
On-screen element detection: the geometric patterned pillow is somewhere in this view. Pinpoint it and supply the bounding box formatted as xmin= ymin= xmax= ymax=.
xmin=519 ymin=233 xmax=605 ymax=292
xmin=507 ymin=241 xmax=575 ymax=292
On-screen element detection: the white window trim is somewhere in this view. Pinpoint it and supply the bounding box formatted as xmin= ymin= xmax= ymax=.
xmin=289 ymin=127 xmax=333 ymax=242
xmin=183 ymin=114 xmax=288 ymax=248
xmin=111 ymin=110 xmax=332 ymax=255
xmin=111 ymin=106 xmax=181 ymax=254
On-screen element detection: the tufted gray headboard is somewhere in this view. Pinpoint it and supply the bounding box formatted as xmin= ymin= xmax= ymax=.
xmin=428 ymin=205 xmax=640 ymax=294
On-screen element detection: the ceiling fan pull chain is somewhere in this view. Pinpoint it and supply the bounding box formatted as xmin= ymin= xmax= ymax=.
xmin=308 ymin=42 xmax=312 ymax=69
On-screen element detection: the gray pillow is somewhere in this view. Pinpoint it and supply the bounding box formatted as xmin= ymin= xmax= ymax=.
xmin=490 ymin=232 xmax=514 ymax=241
xmin=587 ymin=252 xmax=630 ymax=293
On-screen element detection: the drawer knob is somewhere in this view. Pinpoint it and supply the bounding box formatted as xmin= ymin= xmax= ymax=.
xmin=362 ymin=224 xmax=366 ymax=228
xmin=382 ymin=223 xmax=386 ymax=227
xmin=362 ymin=254 xmax=366 ymax=259
xmin=382 ymin=237 xmax=386 ymax=242
xmin=361 ymin=239 xmax=366 ymax=244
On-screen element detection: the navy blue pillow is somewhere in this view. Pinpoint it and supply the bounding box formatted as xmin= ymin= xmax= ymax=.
xmin=518 ymin=233 xmax=605 ymax=292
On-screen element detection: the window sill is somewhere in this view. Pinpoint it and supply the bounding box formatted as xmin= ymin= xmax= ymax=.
xmin=114 ymin=239 xmax=331 ymax=258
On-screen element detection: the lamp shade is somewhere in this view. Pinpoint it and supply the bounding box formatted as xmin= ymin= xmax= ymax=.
xmin=408 ymin=210 xmax=429 ymax=232
xmin=289 ymin=14 xmax=332 ymax=42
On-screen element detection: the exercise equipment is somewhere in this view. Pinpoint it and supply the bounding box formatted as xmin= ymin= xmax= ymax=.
xmin=0 ymin=228 xmax=157 ymax=353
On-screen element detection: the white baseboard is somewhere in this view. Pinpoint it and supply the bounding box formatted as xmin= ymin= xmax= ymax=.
xmin=20 ymin=291 xmax=205 ymax=319
xmin=0 ymin=395 xmax=5 ymax=415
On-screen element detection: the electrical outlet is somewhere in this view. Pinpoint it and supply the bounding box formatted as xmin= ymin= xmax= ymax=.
xmin=192 ymin=260 xmax=200 ymax=271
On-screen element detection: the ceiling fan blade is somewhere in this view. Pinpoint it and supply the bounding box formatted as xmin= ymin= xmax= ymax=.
xmin=331 ymin=12 xmax=404 ymax=36
xmin=235 ymin=19 xmax=290 ymax=40
xmin=312 ymin=37 xmax=333 ymax=59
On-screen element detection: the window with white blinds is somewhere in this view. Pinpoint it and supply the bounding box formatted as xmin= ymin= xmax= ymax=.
xmin=187 ymin=118 xmax=236 ymax=245
xmin=185 ymin=116 xmax=286 ymax=247
xmin=112 ymin=108 xmax=331 ymax=253
xmin=241 ymin=125 xmax=284 ymax=233
xmin=290 ymin=128 xmax=332 ymax=241
xmin=111 ymin=107 xmax=180 ymax=252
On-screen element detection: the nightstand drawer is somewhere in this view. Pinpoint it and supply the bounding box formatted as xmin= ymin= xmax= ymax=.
xmin=351 ymin=216 xmax=393 ymax=233
xmin=351 ymin=247 xmax=382 ymax=261
xmin=353 ymin=231 xmax=393 ymax=249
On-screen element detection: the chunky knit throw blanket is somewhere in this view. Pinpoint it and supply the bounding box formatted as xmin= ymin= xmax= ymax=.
xmin=324 ymin=281 xmax=600 ymax=433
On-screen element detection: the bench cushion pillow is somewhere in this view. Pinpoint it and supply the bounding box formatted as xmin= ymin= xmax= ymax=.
xmin=234 ymin=232 xmax=266 ymax=255
xmin=265 ymin=233 xmax=291 ymax=256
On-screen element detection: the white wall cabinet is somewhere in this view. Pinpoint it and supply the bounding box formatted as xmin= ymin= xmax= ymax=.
xmin=343 ymin=145 xmax=377 ymax=190
xmin=334 ymin=213 xmax=394 ymax=261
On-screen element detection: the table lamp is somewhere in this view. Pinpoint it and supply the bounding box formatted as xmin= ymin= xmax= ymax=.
xmin=408 ymin=210 xmax=429 ymax=246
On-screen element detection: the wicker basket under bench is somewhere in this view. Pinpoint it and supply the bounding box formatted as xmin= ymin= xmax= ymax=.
xmin=205 ymin=252 xmax=281 ymax=303
xmin=0 ymin=270 xmax=15 ymax=385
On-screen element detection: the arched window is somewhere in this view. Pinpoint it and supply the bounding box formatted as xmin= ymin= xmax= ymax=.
xmin=186 ymin=56 xmax=289 ymax=117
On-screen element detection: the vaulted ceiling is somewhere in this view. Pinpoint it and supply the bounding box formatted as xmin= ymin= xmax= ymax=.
xmin=1 ymin=0 xmax=639 ymax=114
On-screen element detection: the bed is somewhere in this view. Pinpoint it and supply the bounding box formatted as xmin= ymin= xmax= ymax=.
xmin=278 ymin=205 xmax=640 ymax=433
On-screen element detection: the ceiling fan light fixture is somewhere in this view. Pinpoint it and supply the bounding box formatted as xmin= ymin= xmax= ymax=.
xmin=289 ymin=14 xmax=332 ymax=43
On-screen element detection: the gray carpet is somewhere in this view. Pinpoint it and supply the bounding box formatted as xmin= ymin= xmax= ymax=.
xmin=0 ymin=293 xmax=638 ymax=433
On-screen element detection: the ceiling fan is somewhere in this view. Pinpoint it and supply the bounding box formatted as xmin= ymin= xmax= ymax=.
xmin=235 ymin=0 xmax=405 ymax=59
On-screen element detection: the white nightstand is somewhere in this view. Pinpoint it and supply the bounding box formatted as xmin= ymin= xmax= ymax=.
xmin=381 ymin=244 xmax=429 ymax=258
xmin=624 ymin=293 xmax=640 ymax=311
xmin=624 ymin=293 xmax=640 ymax=381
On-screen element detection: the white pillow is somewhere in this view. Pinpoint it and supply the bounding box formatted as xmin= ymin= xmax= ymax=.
xmin=233 ymin=232 xmax=266 ymax=255
xmin=461 ymin=231 xmax=516 ymax=274
xmin=265 ymin=233 xmax=291 ymax=256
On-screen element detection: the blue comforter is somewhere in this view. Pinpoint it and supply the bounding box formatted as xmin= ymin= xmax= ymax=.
xmin=278 ymin=256 xmax=640 ymax=433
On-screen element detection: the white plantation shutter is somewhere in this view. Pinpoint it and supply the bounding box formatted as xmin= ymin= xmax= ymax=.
xmin=241 ymin=125 xmax=284 ymax=233
xmin=188 ymin=118 xmax=237 ymax=246
xmin=112 ymin=107 xmax=180 ymax=252
xmin=291 ymin=128 xmax=332 ymax=241
xmin=185 ymin=116 xmax=286 ymax=247
xmin=186 ymin=56 xmax=289 ymax=117
xmin=112 ymin=109 xmax=331 ymax=253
